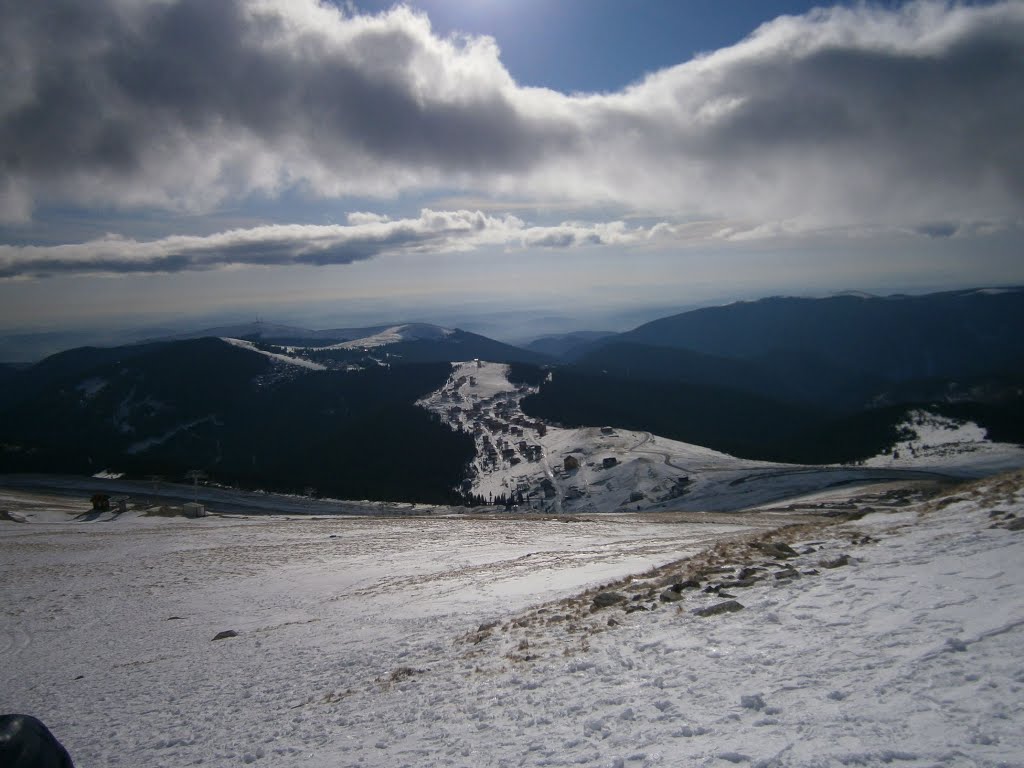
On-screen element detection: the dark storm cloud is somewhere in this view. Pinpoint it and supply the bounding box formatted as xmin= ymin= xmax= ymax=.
xmin=680 ymin=19 xmax=1024 ymax=217
xmin=0 ymin=0 xmax=571 ymax=221
xmin=1 ymin=0 xmax=1022 ymax=233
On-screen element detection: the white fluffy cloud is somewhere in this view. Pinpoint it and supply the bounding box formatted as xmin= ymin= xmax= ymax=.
xmin=1 ymin=0 xmax=1021 ymax=232
xmin=0 ymin=210 xmax=673 ymax=278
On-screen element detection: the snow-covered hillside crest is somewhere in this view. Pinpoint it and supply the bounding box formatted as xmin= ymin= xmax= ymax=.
xmin=223 ymin=323 xmax=457 ymax=365
xmin=865 ymin=408 xmax=1024 ymax=475
xmin=221 ymin=336 xmax=326 ymax=369
xmin=418 ymin=362 xmax=1024 ymax=513
xmin=317 ymin=323 xmax=454 ymax=350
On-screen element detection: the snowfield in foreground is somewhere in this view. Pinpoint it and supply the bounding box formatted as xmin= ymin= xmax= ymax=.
xmin=3 ymin=471 xmax=1024 ymax=767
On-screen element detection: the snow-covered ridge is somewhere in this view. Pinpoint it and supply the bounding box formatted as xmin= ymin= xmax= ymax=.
xmin=318 ymin=323 xmax=455 ymax=350
xmin=833 ymin=290 xmax=877 ymax=299
xmin=221 ymin=337 xmax=326 ymax=369
xmin=970 ymin=287 xmax=1021 ymax=295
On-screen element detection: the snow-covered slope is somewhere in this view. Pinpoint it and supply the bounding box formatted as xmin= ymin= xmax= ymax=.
xmin=3 ymin=468 xmax=1023 ymax=766
xmin=221 ymin=337 xmax=326 ymax=369
xmin=339 ymin=469 xmax=1024 ymax=768
xmin=864 ymin=408 xmax=1024 ymax=477
xmin=419 ymin=362 xmax=984 ymax=513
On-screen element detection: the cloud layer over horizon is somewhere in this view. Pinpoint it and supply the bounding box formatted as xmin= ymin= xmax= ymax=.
xmin=2 ymin=0 xmax=1022 ymax=243
xmin=0 ymin=209 xmax=679 ymax=279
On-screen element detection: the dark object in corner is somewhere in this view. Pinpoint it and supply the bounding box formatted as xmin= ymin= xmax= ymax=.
xmin=0 ymin=714 xmax=76 ymax=768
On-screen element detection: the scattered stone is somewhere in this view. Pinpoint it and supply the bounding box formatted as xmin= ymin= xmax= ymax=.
xmin=693 ymin=600 xmax=744 ymax=617
xmin=718 ymin=752 xmax=751 ymax=764
xmin=753 ymin=541 xmax=798 ymax=560
xmin=672 ymin=578 xmax=702 ymax=591
xmin=673 ymin=725 xmax=709 ymax=738
xmin=1006 ymin=518 xmax=1024 ymax=531
xmin=717 ymin=578 xmax=759 ymax=589
xmin=774 ymin=567 xmax=801 ymax=580
xmin=819 ymin=554 xmax=851 ymax=569
xmin=478 ymin=620 xmax=500 ymax=632
xmin=388 ymin=666 xmax=421 ymax=682
xmin=607 ymin=617 xmax=619 ymax=627
xmin=624 ymin=605 xmax=648 ymax=614
xmin=592 ymin=591 xmax=628 ymax=609
xmin=946 ymin=637 xmax=969 ymax=652
xmin=212 ymin=630 xmax=238 ymax=641
xmin=659 ymin=589 xmax=684 ymax=603
xmin=718 ymin=591 xmax=737 ymax=599
xmin=737 ymin=567 xmax=764 ymax=580
xmin=740 ymin=693 xmax=766 ymax=711
xmin=801 ymin=569 xmax=820 ymax=576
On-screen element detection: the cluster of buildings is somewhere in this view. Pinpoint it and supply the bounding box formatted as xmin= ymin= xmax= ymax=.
xmin=468 ymin=396 xmax=546 ymax=471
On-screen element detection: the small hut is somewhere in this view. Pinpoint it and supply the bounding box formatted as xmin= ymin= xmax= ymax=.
xmin=183 ymin=502 xmax=207 ymax=518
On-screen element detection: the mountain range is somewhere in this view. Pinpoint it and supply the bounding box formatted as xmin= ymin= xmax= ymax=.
xmin=549 ymin=289 xmax=1023 ymax=409
xmin=0 ymin=287 xmax=1021 ymax=501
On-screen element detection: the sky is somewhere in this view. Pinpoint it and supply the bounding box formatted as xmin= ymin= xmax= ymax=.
xmin=1 ymin=0 xmax=1022 ymax=348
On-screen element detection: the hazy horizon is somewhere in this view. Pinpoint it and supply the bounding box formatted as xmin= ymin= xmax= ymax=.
xmin=3 ymin=280 xmax=1021 ymax=363
xmin=3 ymin=1 xmax=1022 ymax=350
